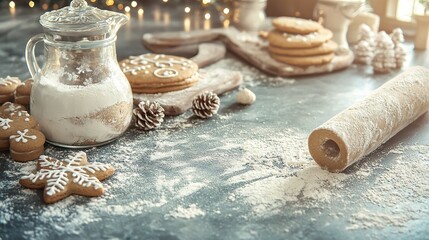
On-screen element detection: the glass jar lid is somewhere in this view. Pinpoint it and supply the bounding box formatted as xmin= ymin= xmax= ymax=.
xmin=40 ymin=0 xmax=128 ymax=38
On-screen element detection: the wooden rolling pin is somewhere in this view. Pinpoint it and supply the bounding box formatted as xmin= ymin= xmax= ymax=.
xmin=308 ymin=66 xmax=429 ymax=172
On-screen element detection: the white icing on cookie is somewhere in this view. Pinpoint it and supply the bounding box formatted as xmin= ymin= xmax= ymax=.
xmin=154 ymin=68 xmax=179 ymax=78
xmin=21 ymin=152 xmax=112 ymax=196
xmin=0 ymin=76 xmax=20 ymax=86
xmin=122 ymin=54 xmax=194 ymax=79
xmin=0 ymin=117 xmax=13 ymax=130
xmin=10 ymin=129 xmax=37 ymax=143
xmin=10 ymin=111 xmax=31 ymax=121
xmin=3 ymin=102 xmax=24 ymax=113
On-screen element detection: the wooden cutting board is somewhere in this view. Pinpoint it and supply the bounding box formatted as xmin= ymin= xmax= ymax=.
xmin=133 ymin=69 xmax=243 ymax=116
xmin=142 ymin=27 xmax=354 ymax=76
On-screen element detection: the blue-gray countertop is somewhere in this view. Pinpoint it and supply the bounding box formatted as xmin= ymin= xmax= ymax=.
xmin=1 ymin=5 xmax=429 ymax=240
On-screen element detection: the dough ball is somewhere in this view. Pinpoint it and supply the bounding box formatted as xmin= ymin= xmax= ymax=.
xmin=236 ymin=88 xmax=256 ymax=105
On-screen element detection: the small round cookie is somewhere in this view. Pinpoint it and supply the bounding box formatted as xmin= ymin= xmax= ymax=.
xmin=15 ymin=79 xmax=33 ymax=107
xmin=0 ymin=102 xmax=26 ymax=117
xmin=131 ymin=73 xmax=199 ymax=89
xmin=268 ymin=40 xmax=338 ymax=57
xmin=120 ymin=54 xmax=198 ymax=85
xmin=9 ymin=128 xmax=45 ymax=162
xmin=272 ymin=17 xmax=322 ymax=34
xmin=270 ymin=52 xmax=335 ymax=67
xmin=0 ymin=76 xmax=21 ymax=104
xmin=268 ymin=28 xmax=333 ymax=49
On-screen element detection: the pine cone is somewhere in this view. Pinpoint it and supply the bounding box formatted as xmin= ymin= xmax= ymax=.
xmin=192 ymin=91 xmax=220 ymax=119
xmin=133 ymin=101 xmax=165 ymax=130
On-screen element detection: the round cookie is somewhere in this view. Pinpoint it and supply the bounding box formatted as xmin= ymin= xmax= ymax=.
xmin=120 ymin=54 xmax=198 ymax=85
xmin=131 ymin=73 xmax=199 ymax=89
xmin=268 ymin=40 xmax=338 ymax=57
xmin=270 ymin=52 xmax=335 ymax=67
xmin=0 ymin=76 xmax=21 ymax=104
xmin=9 ymin=128 xmax=45 ymax=162
xmin=15 ymin=79 xmax=33 ymax=107
xmin=268 ymin=28 xmax=333 ymax=49
xmin=272 ymin=17 xmax=322 ymax=34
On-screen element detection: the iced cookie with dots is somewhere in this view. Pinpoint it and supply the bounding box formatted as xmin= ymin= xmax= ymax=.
xmin=19 ymin=151 xmax=115 ymax=204
xmin=120 ymin=54 xmax=198 ymax=84
xmin=9 ymin=128 xmax=45 ymax=162
xmin=0 ymin=110 xmax=39 ymax=151
xmin=272 ymin=17 xmax=323 ymax=34
xmin=120 ymin=54 xmax=200 ymax=94
xmin=131 ymin=73 xmax=201 ymax=94
xmin=14 ymin=79 xmax=33 ymax=108
xmin=0 ymin=102 xmax=26 ymax=118
xmin=0 ymin=76 xmax=21 ymax=105
xmin=268 ymin=28 xmax=333 ymax=49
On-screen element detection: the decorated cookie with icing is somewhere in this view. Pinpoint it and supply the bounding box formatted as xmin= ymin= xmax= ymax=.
xmin=0 ymin=110 xmax=39 ymax=151
xmin=14 ymin=79 xmax=33 ymax=108
xmin=0 ymin=76 xmax=21 ymax=105
xmin=0 ymin=116 xmax=15 ymax=150
xmin=272 ymin=17 xmax=323 ymax=34
xmin=0 ymin=102 xmax=26 ymax=118
xmin=120 ymin=54 xmax=198 ymax=84
xmin=9 ymin=110 xmax=38 ymax=129
xmin=19 ymin=151 xmax=115 ymax=204
xmin=131 ymin=73 xmax=201 ymax=94
xmin=9 ymin=128 xmax=45 ymax=162
xmin=268 ymin=28 xmax=333 ymax=49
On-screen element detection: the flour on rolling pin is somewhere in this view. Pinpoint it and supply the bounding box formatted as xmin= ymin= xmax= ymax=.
xmin=308 ymin=66 xmax=429 ymax=172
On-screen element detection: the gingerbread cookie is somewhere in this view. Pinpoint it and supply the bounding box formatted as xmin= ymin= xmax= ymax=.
xmin=268 ymin=28 xmax=333 ymax=49
xmin=131 ymin=73 xmax=200 ymax=94
xmin=268 ymin=40 xmax=338 ymax=57
xmin=14 ymin=79 xmax=33 ymax=108
xmin=272 ymin=17 xmax=322 ymax=34
xmin=0 ymin=76 xmax=21 ymax=105
xmin=20 ymin=151 xmax=115 ymax=204
xmin=0 ymin=110 xmax=39 ymax=151
xmin=0 ymin=102 xmax=26 ymax=117
xmin=270 ymin=52 xmax=334 ymax=67
xmin=9 ymin=129 xmax=45 ymax=162
xmin=120 ymin=54 xmax=199 ymax=84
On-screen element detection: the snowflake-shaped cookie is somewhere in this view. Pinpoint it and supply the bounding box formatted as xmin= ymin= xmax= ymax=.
xmin=20 ymin=151 xmax=115 ymax=204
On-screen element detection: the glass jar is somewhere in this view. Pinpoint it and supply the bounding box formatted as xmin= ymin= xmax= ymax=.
xmin=233 ymin=0 xmax=267 ymax=32
xmin=25 ymin=0 xmax=133 ymax=148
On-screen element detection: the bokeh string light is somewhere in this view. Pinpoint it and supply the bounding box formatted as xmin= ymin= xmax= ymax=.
xmin=3 ymin=0 xmax=233 ymax=30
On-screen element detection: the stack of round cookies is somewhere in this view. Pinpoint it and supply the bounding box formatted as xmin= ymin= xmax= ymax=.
xmin=120 ymin=54 xmax=199 ymax=94
xmin=268 ymin=17 xmax=337 ymax=67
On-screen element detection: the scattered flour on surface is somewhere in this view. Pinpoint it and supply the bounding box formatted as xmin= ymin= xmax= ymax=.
xmin=167 ymin=204 xmax=206 ymax=219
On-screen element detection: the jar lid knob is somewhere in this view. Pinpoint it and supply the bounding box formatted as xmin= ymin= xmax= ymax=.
xmin=70 ymin=0 xmax=88 ymax=9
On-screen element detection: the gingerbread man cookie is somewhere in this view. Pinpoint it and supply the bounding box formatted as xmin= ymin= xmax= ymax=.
xmin=0 ymin=76 xmax=21 ymax=105
xmin=20 ymin=151 xmax=115 ymax=204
